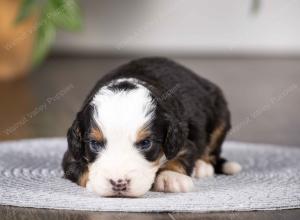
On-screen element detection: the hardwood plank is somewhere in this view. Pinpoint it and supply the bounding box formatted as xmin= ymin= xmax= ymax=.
xmin=0 ymin=206 xmax=171 ymax=220
xmin=171 ymin=209 xmax=300 ymax=220
xmin=1 ymin=206 xmax=300 ymax=220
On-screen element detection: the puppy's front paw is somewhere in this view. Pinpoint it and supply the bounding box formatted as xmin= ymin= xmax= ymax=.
xmin=192 ymin=160 xmax=214 ymax=178
xmin=153 ymin=170 xmax=194 ymax=193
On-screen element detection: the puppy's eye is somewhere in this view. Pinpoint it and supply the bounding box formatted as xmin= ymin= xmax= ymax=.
xmin=136 ymin=139 xmax=152 ymax=150
xmin=89 ymin=140 xmax=104 ymax=152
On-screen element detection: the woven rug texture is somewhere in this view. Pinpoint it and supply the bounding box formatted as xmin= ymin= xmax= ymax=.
xmin=0 ymin=138 xmax=299 ymax=212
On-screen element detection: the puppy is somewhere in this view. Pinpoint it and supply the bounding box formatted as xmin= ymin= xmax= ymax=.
xmin=62 ymin=57 xmax=241 ymax=197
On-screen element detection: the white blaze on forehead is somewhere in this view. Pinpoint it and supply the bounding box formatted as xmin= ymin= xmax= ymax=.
xmin=91 ymin=79 xmax=154 ymax=141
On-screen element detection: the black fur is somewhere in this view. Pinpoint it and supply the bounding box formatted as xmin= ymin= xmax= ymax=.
xmin=62 ymin=57 xmax=231 ymax=184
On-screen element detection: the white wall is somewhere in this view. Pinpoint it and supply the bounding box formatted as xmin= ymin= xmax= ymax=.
xmin=55 ymin=0 xmax=300 ymax=55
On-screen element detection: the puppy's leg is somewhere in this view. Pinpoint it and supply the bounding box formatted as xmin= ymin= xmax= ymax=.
xmin=196 ymin=120 xmax=241 ymax=177
xmin=153 ymin=141 xmax=197 ymax=193
xmin=192 ymin=158 xmax=241 ymax=178
xmin=215 ymin=157 xmax=242 ymax=175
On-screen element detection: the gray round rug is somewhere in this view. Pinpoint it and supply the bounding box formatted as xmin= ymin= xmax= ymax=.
xmin=0 ymin=138 xmax=299 ymax=212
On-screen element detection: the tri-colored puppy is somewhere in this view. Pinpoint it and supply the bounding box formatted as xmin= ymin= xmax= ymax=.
xmin=62 ymin=57 xmax=241 ymax=197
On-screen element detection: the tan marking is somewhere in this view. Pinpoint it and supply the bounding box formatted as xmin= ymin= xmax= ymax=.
xmin=199 ymin=121 xmax=227 ymax=165
xmin=207 ymin=121 xmax=226 ymax=151
xmin=90 ymin=127 xmax=104 ymax=141
xmin=159 ymin=160 xmax=186 ymax=175
xmin=202 ymin=154 xmax=216 ymax=165
xmin=78 ymin=170 xmax=89 ymax=187
xmin=153 ymin=150 xmax=164 ymax=167
xmin=136 ymin=126 xmax=151 ymax=143
xmin=158 ymin=147 xmax=189 ymax=175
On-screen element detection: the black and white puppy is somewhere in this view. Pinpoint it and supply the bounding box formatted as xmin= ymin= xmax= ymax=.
xmin=62 ymin=57 xmax=241 ymax=197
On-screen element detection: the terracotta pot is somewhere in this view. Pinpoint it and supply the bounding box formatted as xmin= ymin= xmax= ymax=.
xmin=0 ymin=0 xmax=37 ymax=81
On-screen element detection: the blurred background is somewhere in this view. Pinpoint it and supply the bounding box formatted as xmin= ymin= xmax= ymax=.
xmin=0 ymin=0 xmax=299 ymax=147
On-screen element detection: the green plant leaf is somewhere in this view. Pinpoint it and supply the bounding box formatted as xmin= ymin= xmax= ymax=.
xmin=15 ymin=0 xmax=38 ymax=24
xmin=32 ymin=18 xmax=56 ymax=67
xmin=251 ymin=0 xmax=261 ymax=14
xmin=48 ymin=0 xmax=82 ymax=31
xmin=30 ymin=0 xmax=83 ymax=67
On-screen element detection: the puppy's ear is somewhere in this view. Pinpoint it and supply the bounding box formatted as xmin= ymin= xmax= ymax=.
xmin=163 ymin=116 xmax=188 ymax=160
xmin=67 ymin=118 xmax=84 ymax=161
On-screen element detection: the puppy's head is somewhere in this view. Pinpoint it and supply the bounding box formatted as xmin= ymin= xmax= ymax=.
xmin=67 ymin=79 xmax=187 ymax=197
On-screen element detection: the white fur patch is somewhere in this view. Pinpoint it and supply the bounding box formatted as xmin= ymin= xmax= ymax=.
xmin=86 ymin=78 xmax=159 ymax=197
xmin=222 ymin=161 xmax=242 ymax=175
xmin=154 ymin=170 xmax=194 ymax=193
xmin=92 ymin=78 xmax=154 ymax=135
xmin=192 ymin=160 xmax=214 ymax=178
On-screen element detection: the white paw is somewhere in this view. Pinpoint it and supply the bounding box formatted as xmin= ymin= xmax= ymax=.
xmin=153 ymin=171 xmax=194 ymax=193
xmin=192 ymin=160 xmax=214 ymax=178
xmin=222 ymin=161 xmax=242 ymax=175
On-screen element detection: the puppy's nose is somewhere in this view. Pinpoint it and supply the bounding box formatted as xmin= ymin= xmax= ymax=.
xmin=109 ymin=179 xmax=130 ymax=192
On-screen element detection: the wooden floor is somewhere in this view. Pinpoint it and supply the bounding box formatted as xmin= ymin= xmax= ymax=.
xmin=0 ymin=56 xmax=299 ymax=219
xmin=1 ymin=205 xmax=300 ymax=220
